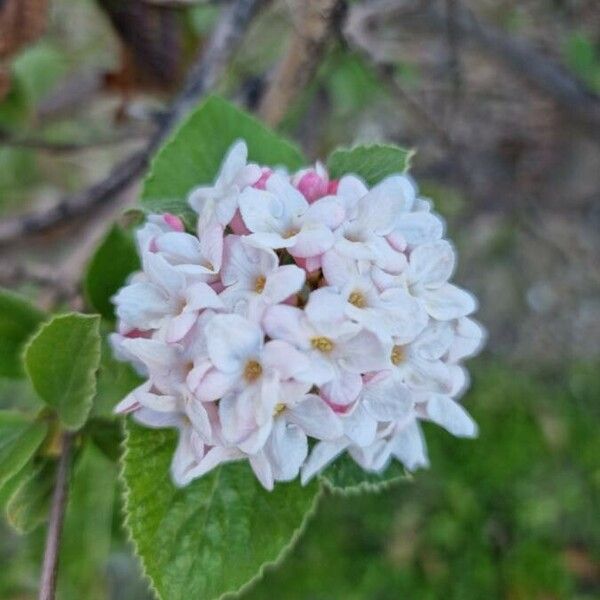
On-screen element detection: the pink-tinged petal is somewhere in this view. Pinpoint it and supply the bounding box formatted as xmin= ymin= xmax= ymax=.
xmin=184 ymin=397 xmax=212 ymax=440
xmin=378 ymin=288 xmax=428 ymax=342
xmin=394 ymin=212 xmax=444 ymax=246
xmin=263 ymin=265 xmax=305 ymax=303
xmin=261 ymin=339 xmax=312 ymax=381
xmin=390 ymin=420 xmax=429 ymax=470
xmin=304 ymin=287 xmax=346 ymax=326
xmin=166 ymin=311 xmax=198 ymax=343
xmin=356 ymin=175 xmax=411 ymax=234
xmin=133 ymin=408 xmax=182 ymax=429
xmin=304 ymin=196 xmax=345 ymax=228
xmin=239 ymin=188 xmax=280 ymax=235
xmin=289 ymin=225 xmax=334 ymax=258
xmin=181 ymin=446 xmax=244 ymax=484
xmin=219 ymin=391 xmax=257 ymax=445
xmin=113 ymin=282 xmax=169 ymax=329
xmin=265 ymin=419 xmax=307 ymax=481
xmin=405 ymin=356 xmax=453 ymax=394
xmin=114 ymin=381 xmax=150 ymax=414
xmin=287 ymin=394 xmax=343 ymax=440
xmin=337 ymin=330 xmax=388 ymax=373
xmin=249 ymin=451 xmax=274 ymax=491
xmin=171 ymin=429 xmax=202 ymax=486
xmin=304 ymin=255 xmax=321 ymax=273
xmin=421 ymin=284 xmax=477 ymax=320
xmin=236 ymin=163 xmax=263 ymax=189
xmin=262 ymin=305 xmax=310 ymax=349
xmin=362 ymin=376 xmax=413 ymax=421
xmin=370 ymin=237 xmax=407 ymax=274
xmin=424 ymin=394 xmax=478 ymax=437
xmin=447 ymin=317 xmax=486 ymax=362
xmin=321 ymin=249 xmax=359 ymax=288
xmin=321 ymin=369 xmax=362 ymax=406
xmin=386 ymin=230 xmax=407 ymax=252
xmin=238 ymin=419 xmax=272 ymax=455
xmin=120 ymin=338 xmax=178 ymax=372
xmin=342 ymin=403 xmax=377 ymax=446
xmin=136 ymin=390 xmax=179 ymax=413
xmin=185 ymin=282 xmax=224 ymax=312
xmin=253 ymin=168 xmax=272 ymax=190
xmin=205 ymin=314 xmax=263 ymax=372
xmin=300 ymin=439 xmax=349 ymax=485
xmin=163 ymin=213 xmax=184 ymax=232
xmin=143 ymin=251 xmax=186 ymax=294
xmin=248 ymin=232 xmax=298 ymax=251
xmin=154 ymin=231 xmax=202 ymax=263
xmin=296 ymin=170 xmax=329 ymax=203
xmin=265 ymin=173 xmax=308 ymax=215
xmin=230 ymin=209 xmax=250 ymax=234
xmin=409 ymin=240 xmax=455 ymax=288
xmin=196 ymin=367 xmax=239 ymax=402
xmin=186 ymin=359 xmax=213 ymax=393
xmin=198 ymin=221 xmax=224 ymax=272
xmin=222 ymin=235 xmax=277 ymax=287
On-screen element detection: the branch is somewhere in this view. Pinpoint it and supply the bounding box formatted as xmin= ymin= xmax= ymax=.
xmin=258 ymin=0 xmax=344 ymax=127
xmin=0 ymin=0 xmax=265 ymax=246
xmin=345 ymin=0 xmax=600 ymax=139
xmin=0 ymin=128 xmax=149 ymax=153
xmin=38 ymin=432 xmax=74 ymax=600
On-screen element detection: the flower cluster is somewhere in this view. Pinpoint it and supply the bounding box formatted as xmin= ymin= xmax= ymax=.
xmin=112 ymin=140 xmax=484 ymax=490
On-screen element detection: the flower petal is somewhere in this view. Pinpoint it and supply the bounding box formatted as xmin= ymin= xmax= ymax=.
xmin=287 ymin=394 xmax=343 ymax=440
xmin=424 ymin=394 xmax=478 ymax=438
xmin=421 ymin=284 xmax=477 ymax=320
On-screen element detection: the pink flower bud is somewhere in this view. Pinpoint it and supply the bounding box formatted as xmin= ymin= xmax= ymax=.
xmin=163 ymin=213 xmax=185 ymax=232
xmin=296 ymin=171 xmax=329 ymax=203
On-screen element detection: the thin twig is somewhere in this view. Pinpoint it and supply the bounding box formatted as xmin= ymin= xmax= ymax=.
xmin=345 ymin=0 xmax=600 ymax=139
xmin=0 ymin=128 xmax=149 ymax=153
xmin=38 ymin=432 xmax=74 ymax=600
xmin=258 ymin=0 xmax=344 ymax=127
xmin=0 ymin=0 xmax=265 ymax=246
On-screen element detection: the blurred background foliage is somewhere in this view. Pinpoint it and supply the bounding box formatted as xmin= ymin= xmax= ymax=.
xmin=0 ymin=0 xmax=599 ymax=598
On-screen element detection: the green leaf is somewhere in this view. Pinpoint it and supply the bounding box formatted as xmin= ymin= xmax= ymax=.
xmin=84 ymin=225 xmax=140 ymax=321
xmin=6 ymin=459 xmax=56 ymax=533
xmin=142 ymin=95 xmax=305 ymax=215
xmin=24 ymin=313 xmax=101 ymax=430
xmin=320 ymin=455 xmax=407 ymax=494
xmin=58 ymin=445 xmax=117 ymax=600
xmin=0 ymin=459 xmax=34 ymax=509
xmin=0 ymin=288 xmax=45 ymax=378
xmin=327 ymin=143 xmax=413 ymax=186
xmin=123 ymin=422 xmax=320 ymax=600
xmin=0 ymin=410 xmax=48 ymax=489
xmin=87 ymin=419 xmax=123 ymax=462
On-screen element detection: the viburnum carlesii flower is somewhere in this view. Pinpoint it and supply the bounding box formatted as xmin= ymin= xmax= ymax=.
xmin=111 ymin=138 xmax=484 ymax=491
xmin=188 ymin=140 xmax=261 ymax=229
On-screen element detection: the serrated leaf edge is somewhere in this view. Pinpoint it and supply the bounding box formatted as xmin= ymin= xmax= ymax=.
xmin=118 ymin=420 xmax=323 ymax=600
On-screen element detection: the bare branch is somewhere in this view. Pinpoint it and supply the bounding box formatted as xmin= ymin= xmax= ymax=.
xmin=0 ymin=0 xmax=265 ymax=246
xmin=38 ymin=432 xmax=74 ymax=600
xmin=345 ymin=0 xmax=600 ymax=139
xmin=258 ymin=0 xmax=344 ymax=127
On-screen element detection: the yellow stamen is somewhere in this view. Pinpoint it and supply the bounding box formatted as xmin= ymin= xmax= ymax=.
xmin=244 ymin=360 xmax=262 ymax=382
xmin=311 ymin=336 xmax=334 ymax=353
xmin=255 ymin=275 xmax=266 ymax=293
xmin=348 ymin=290 xmax=367 ymax=308
xmin=273 ymin=402 xmax=286 ymax=416
xmin=391 ymin=345 xmax=406 ymax=366
xmin=283 ymin=228 xmax=299 ymax=239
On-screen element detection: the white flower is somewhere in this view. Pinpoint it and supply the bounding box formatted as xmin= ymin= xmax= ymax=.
xmin=112 ymin=139 xmax=484 ymax=490
xmin=238 ymin=174 xmax=344 ymax=258
xmin=188 ymin=140 xmax=261 ymax=228
xmin=263 ymin=288 xmax=388 ymax=406
xmin=112 ymin=252 xmax=223 ymax=342
xmin=219 ymin=235 xmax=305 ymax=320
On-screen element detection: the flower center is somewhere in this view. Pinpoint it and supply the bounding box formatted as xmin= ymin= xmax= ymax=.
xmin=254 ymin=275 xmax=266 ymax=293
xmin=273 ymin=402 xmax=286 ymax=416
xmin=348 ymin=290 xmax=367 ymax=308
xmin=391 ymin=345 xmax=406 ymax=366
xmin=311 ymin=336 xmax=334 ymax=353
xmin=243 ymin=360 xmax=262 ymax=382
xmin=283 ymin=228 xmax=299 ymax=239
